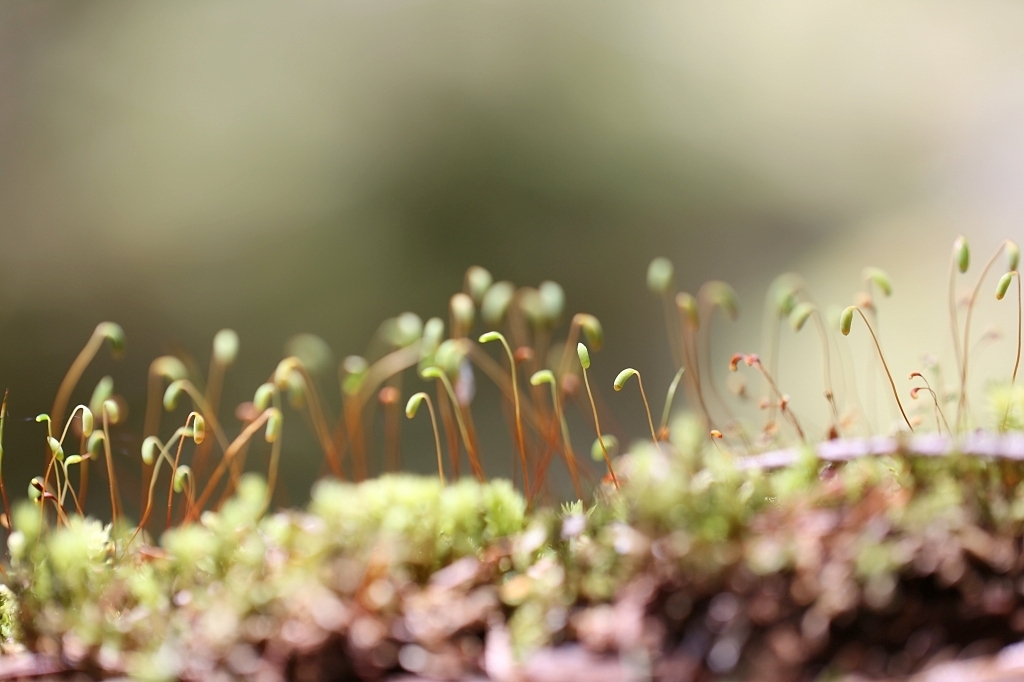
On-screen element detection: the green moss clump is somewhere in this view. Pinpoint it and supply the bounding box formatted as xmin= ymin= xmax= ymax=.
xmin=6 ymin=423 xmax=1024 ymax=680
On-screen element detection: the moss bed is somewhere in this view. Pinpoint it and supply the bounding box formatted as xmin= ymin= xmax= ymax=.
xmin=6 ymin=423 xmax=1024 ymax=681
xmin=4 ymin=242 xmax=1024 ymax=681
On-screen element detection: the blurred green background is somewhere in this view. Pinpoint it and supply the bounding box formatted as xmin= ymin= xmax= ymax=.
xmin=2 ymin=2 xmax=1024 ymax=509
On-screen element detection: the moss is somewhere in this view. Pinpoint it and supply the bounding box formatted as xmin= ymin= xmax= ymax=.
xmin=6 ymin=243 xmax=1024 ymax=679
xmin=7 ymin=417 xmax=1024 ymax=679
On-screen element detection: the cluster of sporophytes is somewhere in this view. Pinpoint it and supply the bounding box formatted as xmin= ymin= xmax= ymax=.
xmin=4 ymin=235 xmax=1024 ymax=680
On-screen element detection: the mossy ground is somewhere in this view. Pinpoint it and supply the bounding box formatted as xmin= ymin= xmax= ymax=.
xmin=4 ymin=243 xmax=1024 ymax=681
xmin=6 ymin=417 xmax=1024 ymax=681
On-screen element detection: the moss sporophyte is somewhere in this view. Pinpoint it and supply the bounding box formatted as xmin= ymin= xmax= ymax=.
xmin=7 ymin=239 xmax=1024 ymax=680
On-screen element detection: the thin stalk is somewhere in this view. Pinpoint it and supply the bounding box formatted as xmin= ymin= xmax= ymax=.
xmin=434 ymin=386 xmax=461 ymax=479
xmin=77 ymin=431 xmax=89 ymax=506
xmin=380 ymin=386 xmax=402 ymax=473
xmin=845 ymin=307 xmax=914 ymax=432
xmin=142 ymin=358 xmax=180 ymax=507
xmin=262 ymin=426 xmax=284 ymax=515
xmin=636 ymin=375 xmax=661 ymax=452
xmin=480 ymin=333 xmax=529 ymax=494
xmin=338 ymin=344 xmax=428 ymax=479
xmin=280 ymin=362 xmax=339 ymax=479
xmin=538 ymin=378 xmax=582 ymax=499
xmin=957 ymin=246 xmax=1008 ymax=430
xmin=614 ymin=369 xmax=663 ymax=454
xmin=809 ymin=309 xmax=841 ymax=429
xmin=949 ymin=248 xmax=964 ymax=411
xmin=909 ymin=372 xmax=950 ymax=435
xmin=580 ymin=365 xmax=618 ymax=489
xmin=467 ymin=345 xmax=545 ymax=433
xmin=0 ymin=391 xmax=11 ymax=529
xmin=101 ymin=407 xmax=123 ymax=534
xmin=738 ymin=356 xmax=806 ymax=442
xmin=166 ymin=414 xmax=199 ymax=529
xmin=188 ymin=409 xmax=277 ymax=523
xmin=696 ymin=284 xmax=740 ymax=425
xmin=38 ymin=406 xmax=90 ymax=531
xmin=126 ymin=434 xmax=181 ymax=552
xmin=554 ymin=315 xmax=590 ymax=386
xmin=168 ymin=381 xmax=231 ymax=451
xmin=1001 ymin=271 xmax=1022 ymax=431
xmin=51 ymin=324 xmax=119 ymax=431
xmin=213 ymin=437 xmax=254 ymax=510
xmin=677 ymin=297 xmax=711 ymax=425
xmin=343 ymin=396 xmax=367 ymax=481
xmin=426 ymin=369 xmax=484 ymax=481
xmin=658 ymin=368 xmax=686 ymax=440
xmin=57 ymin=459 xmax=84 ymax=515
xmin=426 ymin=398 xmax=445 ymax=486
xmin=410 ymin=393 xmax=445 ymax=486
xmin=660 ymin=292 xmax=683 ymax=369
xmin=462 ymin=406 xmax=483 ymax=477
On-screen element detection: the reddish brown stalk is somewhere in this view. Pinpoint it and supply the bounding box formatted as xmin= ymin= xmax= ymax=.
xmin=527 ymin=436 xmax=559 ymax=505
xmin=282 ymin=362 xmax=340 ymax=479
xmin=329 ymin=416 xmax=349 ymax=479
xmin=732 ymin=355 xmax=806 ymax=442
xmin=908 ymin=372 xmax=951 ymax=435
xmin=142 ymin=358 xmax=181 ymax=506
xmin=51 ymin=324 xmax=121 ymax=435
xmin=676 ymin=293 xmax=712 ymax=427
xmin=580 ymin=364 xmax=618 ymax=490
xmin=187 ymin=332 xmax=234 ymax=510
xmin=528 ymin=391 xmax=580 ymax=502
xmin=100 ymin=407 xmax=123 ymax=533
xmin=463 ymin=406 xmax=483 ymax=477
xmin=620 ymin=371 xmax=662 ymax=454
xmin=129 ymin=439 xmax=174 ymax=550
xmin=429 ymin=371 xmax=484 ymax=481
xmin=188 ymin=409 xmax=276 ymax=523
xmin=173 ymin=387 xmax=229 ymax=493
xmin=77 ymin=432 xmax=89 ymax=506
xmin=554 ymin=315 xmax=591 ymax=386
xmin=480 ymin=333 xmax=529 ymax=494
xmin=549 ymin=389 xmax=582 ymax=499
xmin=61 ymin=464 xmax=84 ymax=516
xmin=845 ymin=307 xmax=914 ymax=432
xmin=466 ymin=345 xmax=545 ymax=433
xmin=344 ymin=397 xmax=368 ymax=481
xmin=166 ymin=415 xmax=199 ymax=529
xmin=434 ymin=385 xmax=461 ymax=479
xmin=214 ymin=437 xmax=254 ymax=510
xmin=379 ymin=386 xmax=402 ymax=473
xmin=168 ymin=382 xmax=231 ymax=451
xmin=411 ymin=393 xmax=445 ymax=486
xmin=336 ymin=344 xmax=425 ymax=480
xmin=262 ymin=425 xmax=284 ymax=515
xmin=0 ymin=391 xmax=11 ymax=529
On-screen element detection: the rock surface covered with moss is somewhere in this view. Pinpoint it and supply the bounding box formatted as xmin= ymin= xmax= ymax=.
xmin=7 ymin=420 xmax=1024 ymax=681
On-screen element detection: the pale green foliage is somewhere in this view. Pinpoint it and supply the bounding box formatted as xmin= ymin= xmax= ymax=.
xmin=0 ymin=585 xmax=17 ymax=643
xmin=8 ymin=427 xmax=1024 ymax=667
xmin=310 ymin=475 xmax=526 ymax=566
xmin=3 ymin=472 xmax=526 ymax=663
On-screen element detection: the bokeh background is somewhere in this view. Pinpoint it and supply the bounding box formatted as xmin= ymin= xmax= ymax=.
xmin=2 ymin=2 xmax=1024 ymax=510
